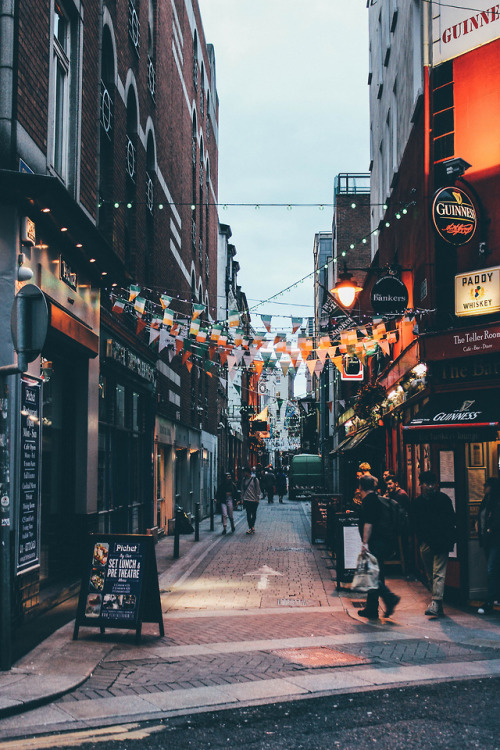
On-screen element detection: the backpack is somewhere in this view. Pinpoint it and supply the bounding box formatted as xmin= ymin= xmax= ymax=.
xmin=376 ymin=494 xmax=408 ymax=540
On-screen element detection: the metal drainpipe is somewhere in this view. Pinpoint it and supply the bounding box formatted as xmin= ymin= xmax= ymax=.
xmin=0 ymin=0 xmax=17 ymax=165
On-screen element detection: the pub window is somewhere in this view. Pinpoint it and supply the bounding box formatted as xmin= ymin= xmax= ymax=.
xmin=116 ymin=384 xmax=126 ymax=428
xmin=132 ymin=392 xmax=140 ymax=432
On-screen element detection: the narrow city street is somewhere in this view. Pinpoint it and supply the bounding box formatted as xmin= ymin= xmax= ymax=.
xmin=1 ymin=500 xmax=500 ymax=748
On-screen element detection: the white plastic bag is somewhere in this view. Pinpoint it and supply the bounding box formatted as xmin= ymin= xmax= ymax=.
xmin=351 ymin=552 xmax=379 ymax=592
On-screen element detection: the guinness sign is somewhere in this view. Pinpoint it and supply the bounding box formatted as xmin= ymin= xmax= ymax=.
xmin=432 ymin=187 xmax=477 ymax=246
xmin=371 ymin=275 xmax=409 ymax=314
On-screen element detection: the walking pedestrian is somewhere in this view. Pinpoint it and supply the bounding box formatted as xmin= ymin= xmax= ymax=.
xmin=357 ymin=474 xmax=400 ymax=620
xmin=385 ymin=473 xmax=411 ymax=573
xmin=216 ymin=472 xmax=236 ymax=534
xmin=241 ymin=465 xmax=260 ymax=535
xmin=476 ymin=477 xmax=500 ymax=614
xmin=276 ymin=467 xmax=287 ymax=503
xmin=263 ymin=465 xmax=276 ymax=503
xmin=411 ymin=470 xmax=457 ymax=617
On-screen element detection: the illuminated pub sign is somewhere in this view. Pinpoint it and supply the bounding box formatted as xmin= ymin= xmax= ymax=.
xmin=432 ymin=187 xmax=477 ymax=246
xmin=455 ymin=266 xmax=500 ymax=317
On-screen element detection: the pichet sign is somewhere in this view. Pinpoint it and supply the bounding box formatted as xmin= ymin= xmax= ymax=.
xmin=371 ymin=275 xmax=409 ymax=314
xmin=432 ymin=187 xmax=477 ymax=245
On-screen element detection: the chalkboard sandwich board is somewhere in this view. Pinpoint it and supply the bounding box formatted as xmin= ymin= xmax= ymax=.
xmin=73 ymin=534 xmax=164 ymax=643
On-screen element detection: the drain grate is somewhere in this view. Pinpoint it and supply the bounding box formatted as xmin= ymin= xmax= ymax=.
xmin=278 ymin=598 xmax=308 ymax=606
xmin=271 ymin=547 xmax=311 ymax=552
xmin=272 ymin=646 xmax=368 ymax=668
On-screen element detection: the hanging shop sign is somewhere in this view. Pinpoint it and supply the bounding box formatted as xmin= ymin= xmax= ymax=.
xmin=371 ymin=275 xmax=409 ymax=314
xmin=16 ymin=376 xmax=42 ymax=574
xmin=455 ymin=266 xmax=500 ymax=317
xmin=73 ymin=534 xmax=164 ymax=643
xmin=341 ymin=356 xmax=364 ymax=381
xmin=432 ymin=187 xmax=477 ymax=246
xmin=423 ymin=322 xmax=500 ymax=360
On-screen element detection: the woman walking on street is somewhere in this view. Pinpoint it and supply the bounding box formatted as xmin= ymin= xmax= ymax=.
xmin=241 ymin=466 xmax=260 ymax=535
xmin=216 ymin=472 xmax=236 ymax=534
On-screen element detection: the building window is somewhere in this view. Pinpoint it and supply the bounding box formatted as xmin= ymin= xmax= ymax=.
xmin=51 ymin=3 xmax=70 ymax=179
xmin=147 ymin=0 xmax=155 ymax=100
xmin=433 ymin=60 xmax=454 ymax=163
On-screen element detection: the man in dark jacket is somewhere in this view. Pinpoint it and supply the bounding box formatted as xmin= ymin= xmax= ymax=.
xmin=411 ymin=470 xmax=456 ymax=617
xmin=357 ymin=474 xmax=400 ymax=620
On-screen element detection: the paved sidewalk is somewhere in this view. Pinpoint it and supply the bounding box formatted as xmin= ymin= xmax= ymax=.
xmin=1 ymin=500 xmax=500 ymax=741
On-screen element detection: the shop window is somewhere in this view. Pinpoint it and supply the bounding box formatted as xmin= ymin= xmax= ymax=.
xmin=132 ymin=391 xmax=140 ymax=432
xmin=116 ymin=384 xmax=125 ymax=427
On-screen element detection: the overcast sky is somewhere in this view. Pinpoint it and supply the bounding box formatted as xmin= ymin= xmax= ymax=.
xmin=198 ymin=0 xmax=370 ymax=333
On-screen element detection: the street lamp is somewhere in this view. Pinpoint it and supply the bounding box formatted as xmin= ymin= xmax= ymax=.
xmin=330 ymin=266 xmax=363 ymax=308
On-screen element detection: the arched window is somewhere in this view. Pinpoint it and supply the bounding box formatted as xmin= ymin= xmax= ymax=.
xmin=98 ymin=25 xmax=115 ymax=237
xmin=193 ymin=31 xmax=198 ymax=92
xmin=125 ymin=87 xmax=138 ymax=266
xmin=147 ymin=0 xmax=156 ymax=100
xmin=145 ymin=132 xmax=155 ymax=282
xmin=191 ymin=112 xmax=197 ymax=254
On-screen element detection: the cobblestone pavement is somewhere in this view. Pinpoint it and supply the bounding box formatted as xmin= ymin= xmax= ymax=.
xmin=52 ymin=501 xmax=500 ymax=706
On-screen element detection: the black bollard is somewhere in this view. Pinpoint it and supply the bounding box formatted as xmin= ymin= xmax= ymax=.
xmin=210 ymin=498 xmax=214 ymax=531
xmin=173 ymin=507 xmax=181 ymax=559
xmin=195 ymin=502 xmax=200 ymax=541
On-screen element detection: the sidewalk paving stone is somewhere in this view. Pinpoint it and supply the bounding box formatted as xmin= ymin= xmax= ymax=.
xmin=1 ymin=499 xmax=500 ymax=737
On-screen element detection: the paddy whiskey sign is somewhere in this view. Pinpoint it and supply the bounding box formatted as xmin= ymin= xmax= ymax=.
xmin=455 ymin=266 xmax=500 ymax=317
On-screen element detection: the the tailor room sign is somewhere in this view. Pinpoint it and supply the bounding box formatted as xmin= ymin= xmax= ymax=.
xmin=432 ymin=187 xmax=477 ymax=246
xmin=432 ymin=2 xmax=500 ymax=64
xmin=455 ymin=266 xmax=500 ymax=317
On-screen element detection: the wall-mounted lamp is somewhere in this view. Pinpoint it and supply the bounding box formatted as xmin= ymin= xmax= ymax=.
xmin=443 ymin=157 xmax=471 ymax=180
xmin=17 ymin=253 xmax=33 ymax=282
xmin=330 ymin=265 xmax=363 ymax=308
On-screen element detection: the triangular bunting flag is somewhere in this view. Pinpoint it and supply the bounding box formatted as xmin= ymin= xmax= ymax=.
xmin=185 ymin=359 xmax=193 ymax=373
xmin=306 ymin=359 xmax=317 ymax=376
xmin=228 ymin=309 xmax=240 ymax=327
xmin=112 ymin=298 xmax=126 ymax=314
xmin=189 ymin=319 xmax=200 ymax=336
xmin=149 ymin=328 xmax=160 ymax=345
xmin=192 ymin=303 xmax=205 ymax=320
xmin=291 ymin=317 xmax=302 ymax=334
xmin=280 ymin=360 xmax=290 ymax=376
xmin=261 ymin=315 xmax=272 ymax=332
xmin=134 ymin=296 xmax=146 ymax=316
xmin=160 ymin=294 xmax=172 ymax=309
xmin=136 ymin=317 xmax=147 ymax=335
xmin=175 ymin=337 xmax=184 ymax=354
xmin=129 ymin=284 xmax=141 ymax=302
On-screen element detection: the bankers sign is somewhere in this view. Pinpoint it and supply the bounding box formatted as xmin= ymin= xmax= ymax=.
xmin=455 ymin=266 xmax=500 ymax=317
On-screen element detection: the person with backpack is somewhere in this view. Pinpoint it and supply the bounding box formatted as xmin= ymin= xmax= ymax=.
xmin=241 ymin=465 xmax=261 ymax=535
xmin=384 ymin=473 xmax=411 ymax=573
xmin=411 ymin=470 xmax=457 ymax=617
xmin=357 ymin=473 xmax=401 ymax=620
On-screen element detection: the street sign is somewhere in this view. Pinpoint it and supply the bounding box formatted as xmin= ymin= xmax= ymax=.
xmin=10 ymin=285 xmax=49 ymax=366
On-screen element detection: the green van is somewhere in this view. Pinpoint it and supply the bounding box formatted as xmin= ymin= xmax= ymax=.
xmin=288 ymin=454 xmax=324 ymax=500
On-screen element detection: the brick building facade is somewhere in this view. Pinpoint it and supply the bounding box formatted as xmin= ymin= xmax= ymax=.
xmin=0 ymin=0 xmax=220 ymax=636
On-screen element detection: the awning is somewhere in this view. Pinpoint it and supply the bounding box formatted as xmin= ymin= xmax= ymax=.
xmin=331 ymin=427 xmax=380 ymax=454
xmin=330 ymin=433 xmax=355 ymax=455
xmin=403 ymin=391 xmax=500 ymax=443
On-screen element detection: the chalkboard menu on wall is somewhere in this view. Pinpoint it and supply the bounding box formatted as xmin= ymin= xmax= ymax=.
xmin=16 ymin=376 xmax=42 ymax=574
xmin=74 ymin=534 xmax=164 ymax=642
